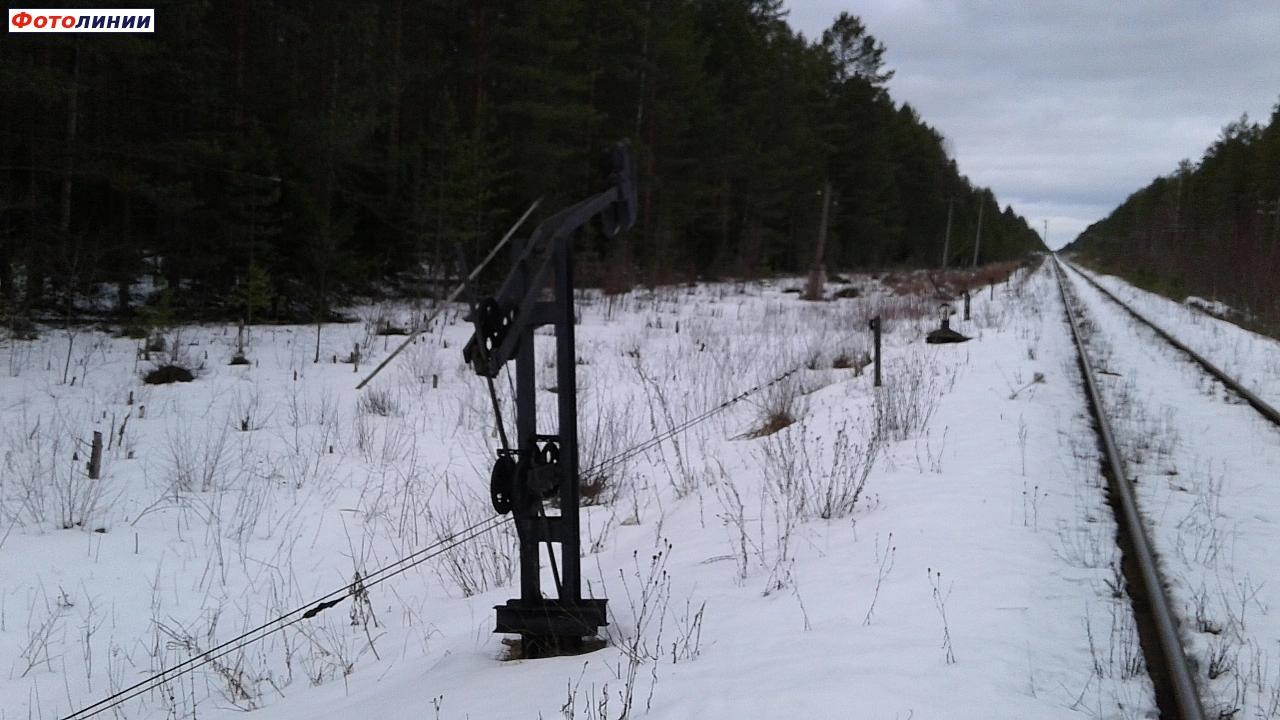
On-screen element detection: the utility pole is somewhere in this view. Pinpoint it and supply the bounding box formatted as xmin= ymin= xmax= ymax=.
xmin=972 ymin=199 xmax=984 ymax=267
xmin=941 ymin=197 xmax=954 ymax=269
xmin=806 ymin=179 xmax=832 ymax=300
xmin=1043 ymin=219 xmax=1049 ymax=249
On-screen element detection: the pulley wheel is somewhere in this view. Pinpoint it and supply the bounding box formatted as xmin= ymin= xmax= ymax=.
xmin=478 ymin=299 xmax=515 ymax=351
xmin=490 ymin=454 xmax=516 ymax=514
xmin=537 ymin=441 xmax=560 ymax=468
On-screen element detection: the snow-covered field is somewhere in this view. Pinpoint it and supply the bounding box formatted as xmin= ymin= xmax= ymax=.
xmin=1060 ymin=264 xmax=1280 ymax=718
xmin=0 ymin=261 xmax=1177 ymax=719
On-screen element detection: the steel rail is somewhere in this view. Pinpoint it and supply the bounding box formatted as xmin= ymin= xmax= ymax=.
xmin=1062 ymin=260 xmax=1280 ymax=428
xmin=1052 ymin=255 xmax=1205 ymax=720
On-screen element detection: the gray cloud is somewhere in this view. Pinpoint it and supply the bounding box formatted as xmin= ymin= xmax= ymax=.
xmin=788 ymin=1 xmax=1280 ymax=248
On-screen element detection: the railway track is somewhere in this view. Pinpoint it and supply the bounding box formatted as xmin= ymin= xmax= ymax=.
xmin=1051 ymin=256 xmax=1206 ymax=720
xmin=1060 ymin=258 xmax=1280 ymax=428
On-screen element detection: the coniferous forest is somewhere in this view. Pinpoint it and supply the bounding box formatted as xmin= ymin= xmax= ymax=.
xmin=1 ymin=1 xmax=1045 ymax=322
xmin=1066 ymin=104 xmax=1280 ymax=330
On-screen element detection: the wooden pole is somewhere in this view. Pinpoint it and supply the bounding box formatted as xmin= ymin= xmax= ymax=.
xmin=972 ymin=199 xmax=985 ymax=268
xmin=806 ymin=179 xmax=833 ymax=300
xmin=941 ymin=197 xmax=953 ymax=268
xmin=869 ymin=316 xmax=882 ymax=387
xmin=88 ymin=431 xmax=102 ymax=480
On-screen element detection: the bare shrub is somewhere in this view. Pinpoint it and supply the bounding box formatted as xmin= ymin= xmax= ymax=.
xmin=157 ymin=614 xmax=266 ymax=710
xmin=874 ymin=350 xmax=951 ymax=441
xmin=357 ymin=388 xmax=397 ymax=417
xmin=599 ymin=538 xmax=704 ymax=718
xmin=611 ymin=539 xmax=675 ymax=664
xmin=15 ymin=587 xmax=67 ymax=677
xmin=632 ymin=360 xmax=702 ymax=497
xmin=750 ymin=418 xmax=881 ymax=595
xmin=712 ymin=474 xmax=753 ymax=583
xmin=579 ymin=396 xmax=643 ymax=506
xmin=928 ymin=568 xmax=956 ymax=664
xmin=429 ymin=494 xmax=517 ymax=597
xmin=398 ymin=341 xmax=441 ymax=386
xmin=294 ymin=612 xmax=380 ymax=687
xmin=167 ymin=421 xmax=231 ymax=492
xmin=4 ymin=412 xmax=111 ymax=530
xmin=832 ymin=351 xmax=865 ymax=370
xmin=233 ymin=388 xmax=270 ymax=431
xmin=757 ymin=419 xmax=881 ymax=521
xmin=749 ymin=374 xmax=804 ymax=438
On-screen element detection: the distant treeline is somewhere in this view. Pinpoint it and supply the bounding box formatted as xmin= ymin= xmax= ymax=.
xmin=0 ymin=0 xmax=1043 ymax=322
xmin=1066 ymin=102 xmax=1280 ymax=329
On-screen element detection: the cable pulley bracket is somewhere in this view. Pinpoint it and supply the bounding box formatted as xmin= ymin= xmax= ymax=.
xmin=526 ymin=436 xmax=561 ymax=499
xmin=464 ymin=298 xmax=519 ymax=378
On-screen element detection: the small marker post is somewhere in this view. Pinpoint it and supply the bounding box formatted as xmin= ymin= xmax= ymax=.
xmin=88 ymin=431 xmax=103 ymax=480
xmin=869 ymin=316 xmax=882 ymax=387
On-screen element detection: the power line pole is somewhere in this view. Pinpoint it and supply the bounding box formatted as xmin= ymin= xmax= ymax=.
xmin=972 ymin=199 xmax=984 ymax=267
xmin=1043 ymin=219 xmax=1049 ymax=249
xmin=806 ymin=179 xmax=832 ymax=300
xmin=941 ymin=197 xmax=954 ymax=269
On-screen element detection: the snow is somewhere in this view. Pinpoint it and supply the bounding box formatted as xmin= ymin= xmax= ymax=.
xmin=0 ymin=264 xmax=1168 ymax=719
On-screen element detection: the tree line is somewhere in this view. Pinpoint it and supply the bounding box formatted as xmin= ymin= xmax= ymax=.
xmin=0 ymin=0 xmax=1044 ymax=323
xmin=1066 ymin=102 xmax=1280 ymax=329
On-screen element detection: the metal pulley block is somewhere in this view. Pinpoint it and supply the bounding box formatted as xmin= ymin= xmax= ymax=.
xmin=489 ymin=438 xmax=563 ymax=514
xmin=526 ymin=438 xmax=561 ymax=499
xmin=490 ymin=451 xmax=518 ymax=514
xmin=463 ymin=298 xmax=519 ymax=377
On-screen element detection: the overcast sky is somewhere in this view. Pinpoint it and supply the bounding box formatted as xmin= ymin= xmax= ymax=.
xmin=787 ymin=1 xmax=1280 ymax=249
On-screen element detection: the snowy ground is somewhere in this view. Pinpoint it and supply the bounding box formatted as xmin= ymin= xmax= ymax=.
xmin=0 ymin=262 xmax=1163 ymax=719
xmin=1061 ymin=262 xmax=1280 ymax=717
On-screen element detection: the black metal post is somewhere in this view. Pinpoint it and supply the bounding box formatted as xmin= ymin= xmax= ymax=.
xmin=963 ymin=290 xmax=971 ymax=321
xmin=88 ymin=431 xmax=103 ymax=480
xmin=869 ymin=316 xmax=882 ymax=387
xmin=554 ymin=236 xmax=583 ymax=608
xmin=513 ymin=233 xmax=540 ymax=615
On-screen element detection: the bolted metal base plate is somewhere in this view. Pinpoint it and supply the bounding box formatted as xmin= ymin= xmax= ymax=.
xmin=494 ymin=598 xmax=608 ymax=638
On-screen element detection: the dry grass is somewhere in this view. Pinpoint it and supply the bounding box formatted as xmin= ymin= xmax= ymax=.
xmin=749 ymin=410 xmax=797 ymax=438
xmin=970 ymin=258 xmax=1033 ymax=286
xmin=880 ymin=258 xmax=1033 ymax=298
xmin=880 ymin=272 xmax=937 ymax=297
xmin=497 ymin=635 xmax=606 ymax=661
xmin=579 ymin=474 xmax=609 ymax=505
